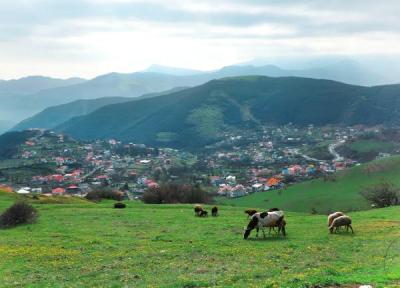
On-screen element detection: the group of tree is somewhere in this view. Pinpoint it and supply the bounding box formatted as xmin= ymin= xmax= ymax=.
xmin=143 ymin=183 xmax=211 ymax=204
xmin=361 ymin=181 xmax=399 ymax=208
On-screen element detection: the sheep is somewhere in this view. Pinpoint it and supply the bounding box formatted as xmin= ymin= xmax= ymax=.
xmin=267 ymin=208 xmax=281 ymax=233
xmin=327 ymin=211 xmax=344 ymax=227
xmin=194 ymin=205 xmax=203 ymax=216
xmin=114 ymin=202 xmax=126 ymax=209
xmin=329 ymin=215 xmax=353 ymax=234
xmin=244 ymin=209 xmax=258 ymax=218
xmin=244 ymin=211 xmax=286 ymax=239
xmin=211 ymin=206 xmax=218 ymax=217
xmin=199 ymin=210 xmax=208 ymax=217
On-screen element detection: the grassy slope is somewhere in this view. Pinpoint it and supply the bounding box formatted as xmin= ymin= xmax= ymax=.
xmin=220 ymin=156 xmax=400 ymax=214
xmin=0 ymin=191 xmax=399 ymax=287
xmin=348 ymin=139 xmax=395 ymax=153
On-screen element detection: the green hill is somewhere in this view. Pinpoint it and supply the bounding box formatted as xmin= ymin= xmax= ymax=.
xmin=220 ymin=156 xmax=400 ymax=214
xmin=57 ymin=76 xmax=400 ymax=148
xmin=0 ymin=192 xmax=399 ymax=287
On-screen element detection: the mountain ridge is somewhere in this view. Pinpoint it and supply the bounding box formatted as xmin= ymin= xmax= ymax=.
xmin=55 ymin=76 xmax=400 ymax=148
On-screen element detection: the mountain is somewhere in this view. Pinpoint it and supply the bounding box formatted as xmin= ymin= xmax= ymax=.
xmin=56 ymin=76 xmax=400 ymax=148
xmin=0 ymin=76 xmax=86 ymax=95
xmin=12 ymin=87 xmax=187 ymax=131
xmin=1 ymin=60 xmax=395 ymax=124
xmin=0 ymin=130 xmax=39 ymax=160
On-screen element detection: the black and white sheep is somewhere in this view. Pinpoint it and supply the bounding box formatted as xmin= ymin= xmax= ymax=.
xmin=244 ymin=211 xmax=286 ymax=239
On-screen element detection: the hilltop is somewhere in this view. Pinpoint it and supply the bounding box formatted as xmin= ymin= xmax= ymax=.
xmin=56 ymin=76 xmax=400 ymax=148
xmin=0 ymin=192 xmax=399 ymax=287
xmin=220 ymin=156 xmax=400 ymax=214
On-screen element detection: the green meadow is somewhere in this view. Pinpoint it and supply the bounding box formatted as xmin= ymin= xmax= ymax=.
xmin=0 ymin=191 xmax=399 ymax=287
xmin=221 ymin=156 xmax=400 ymax=214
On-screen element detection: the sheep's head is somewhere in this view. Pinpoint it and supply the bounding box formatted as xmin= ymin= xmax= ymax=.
xmin=243 ymin=216 xmax=259 ymax=239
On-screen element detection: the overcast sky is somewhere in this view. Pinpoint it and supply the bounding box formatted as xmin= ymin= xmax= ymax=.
xmin=1 ymin=0 xmax=400 ymax=79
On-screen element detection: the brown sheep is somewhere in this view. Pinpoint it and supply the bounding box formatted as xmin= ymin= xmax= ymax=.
xmin=327 ymin=211 xmax=344 ymax=227
xmin=194 ymin=205 xmax=203 ymax=216
xmin=329 ymin=215 xmax=353 ymax=234
xmin=211 ymin=206 xmax=218 ymax=217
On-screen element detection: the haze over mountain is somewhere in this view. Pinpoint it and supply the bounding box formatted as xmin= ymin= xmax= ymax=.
xmin=55 ymin=76 xmax=400 ymax=149
xmin=0 ymin=76 xmax=86 ymax=95
xmin=12 ymin=87 xmax=186 ymax=131
xmin=3 ymin=57 xmax=397 ymax=132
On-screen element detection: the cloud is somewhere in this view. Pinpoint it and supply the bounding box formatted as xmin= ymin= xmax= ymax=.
xmin=0 ymin=0 xmax=399 ymax=78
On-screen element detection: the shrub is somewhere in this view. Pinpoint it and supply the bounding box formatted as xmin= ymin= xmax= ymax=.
xmin=143 ymin=184 xmax=211 ymax=204
xmin=360 ymin=181 xmax=399 ymax=208
xmin=85 ymin=189 xmax=124 ymax=202
xmin=0 ymin=202 xmax=38 ymax=228
xmin=114 ymin=202 xmax=126 ymax=209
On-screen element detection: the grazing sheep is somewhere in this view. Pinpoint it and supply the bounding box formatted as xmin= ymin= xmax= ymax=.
xmin=329 ymin=215 xmax=353 ymax=234
xmin=244 ymin=211 xmax=286 ymax=239
xmin=194 ymin=205 xmax=203 ymax=216
xmin=267 ymin=208 xmax=281 ymax=233
xmin=244 ymin=209 xmax=258 ymax=218
xmin=199 ymin=210 xmax=208 ymax=217
xmin=114 ymin=202 xmax=126 ymax=209
xmin=211 ymin=206 xmax=218 ymax=217
xmin=327 ymin=211 xmax=344 ymax=227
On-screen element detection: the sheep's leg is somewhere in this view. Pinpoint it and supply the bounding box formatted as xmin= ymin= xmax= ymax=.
xmin=256 ymin=227 xmax=259 ymax=238
xmin=348 ymin=224 xmax=354 ymax=234
xmin=262 ymin=228 xmax=266 ymax=238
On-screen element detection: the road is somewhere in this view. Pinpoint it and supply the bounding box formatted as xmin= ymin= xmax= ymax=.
xmin=291 ymin=140 xmax=345 ymax=162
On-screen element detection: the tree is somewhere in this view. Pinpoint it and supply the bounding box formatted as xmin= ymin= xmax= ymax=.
xmin=143 ymin=184 xmax=211 ymax=204
xmin=360 ymin=181 xmax=399 ymax=208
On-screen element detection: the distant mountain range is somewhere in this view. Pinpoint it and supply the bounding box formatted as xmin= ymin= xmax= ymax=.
xmin=0 ymin=75 xmax=86 ymax=95
xmin=1 ymin=59 xmax=396 ymax=127
xmin=12 ymin=87 xmax=186 ymax=131
xmin=51 ymin=76 xmax=400 ymax=149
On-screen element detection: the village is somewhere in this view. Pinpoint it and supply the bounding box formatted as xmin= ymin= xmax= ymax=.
xmin=0 ymin=125 xmax=383 ymax=200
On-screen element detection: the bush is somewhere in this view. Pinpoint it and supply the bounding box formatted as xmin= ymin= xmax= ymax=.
xmin=85 ymin=189 xmax=124 ymax=202
xmin=360 ymin=181 xmax=399 ymax=208
xmin=114 ymin=202 xmax=126 ymax=209
xmin=0 ymin=202 xmax=38 ymax=228
xmin=143 ymin=184 xmax=211 ymax=204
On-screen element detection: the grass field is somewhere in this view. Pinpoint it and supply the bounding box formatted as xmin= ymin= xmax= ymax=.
xmin=348 ymin=140 xmax=395 ymax=154
xmin=0 ymin=191 xmax=399 ymax=287
xmin=220 ymin=156 xmax=400 ymax=214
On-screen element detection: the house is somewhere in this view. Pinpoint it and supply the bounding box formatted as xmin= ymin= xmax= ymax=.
xmin=52 ymin=187 xmax=66 ymax=195
xmin=17 ymin=187 xmax=31 ymax=194
xmin=251 ymin=183 xmax=263 ymax=192
xmin=266 ymin=177 xmax=282 ymax=189
xmin=0 ymin=184 xmax=13 ymax=193
xmin=226 ymin=175 xmax=236 ymax=185
xmin=66 ymin=185 xmax=80 ymax=194
xmin=228 ymin=185 xmax=247 ymax=198
xmin=209 ymin=176 xmax=224 ymax=186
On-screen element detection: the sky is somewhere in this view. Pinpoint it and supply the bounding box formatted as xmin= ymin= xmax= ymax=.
xmin=1 ymin=0 xmax=400 ymax=79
